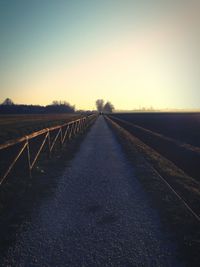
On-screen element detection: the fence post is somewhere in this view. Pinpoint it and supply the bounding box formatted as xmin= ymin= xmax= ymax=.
xmin=47 ymin=129 xmax=51 ymax=159
xmin=26 ymin=136 xmax=32 ymax=178
xmin=0 ymin=115 xmax=97 ymax=186
xmin=60 ymin=126 xmax=63 ymax=148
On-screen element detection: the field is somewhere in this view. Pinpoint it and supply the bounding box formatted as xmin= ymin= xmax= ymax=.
xmin=107 ymin=116 xmax=200 ymax=266
xmin=0 ymin=113 xmax=81 ymax=145
xmin=110 ymin=113 xmax=200 ymax=181
xmin=0 ymin=112 xmax=199 ymax=266
xmin=112 ymin=113 xmax=200 ymax=147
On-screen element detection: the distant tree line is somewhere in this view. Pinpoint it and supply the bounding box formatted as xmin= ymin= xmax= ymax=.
xmin=0 ymin=98 xmax=75 ymax=114
xmin=96 ymin=99 xmax=114 ymax=113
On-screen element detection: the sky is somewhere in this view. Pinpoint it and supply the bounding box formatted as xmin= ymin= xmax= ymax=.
xmin=0 ymin=0 xmax=199 ymax=110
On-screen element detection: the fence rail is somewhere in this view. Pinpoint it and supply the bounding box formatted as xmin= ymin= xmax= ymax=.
xmin=106 ymin=115 xmax=200 ymax=224
xmin=0 ymin=114 xmax=97 ymax=185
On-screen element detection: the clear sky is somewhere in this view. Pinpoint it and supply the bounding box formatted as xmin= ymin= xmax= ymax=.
xmin=0 ymin=0 xmax=199 ymax=110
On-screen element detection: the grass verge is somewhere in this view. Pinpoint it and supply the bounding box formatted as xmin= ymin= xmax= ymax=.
xmin=106 ymin=116 xmax=200 ymax=267
xmin=0 ymin=122 xmax=94 ymax=260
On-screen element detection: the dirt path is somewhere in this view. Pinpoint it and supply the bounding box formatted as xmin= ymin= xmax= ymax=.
xmin=1 ymin=116 xmax=183 ymax=266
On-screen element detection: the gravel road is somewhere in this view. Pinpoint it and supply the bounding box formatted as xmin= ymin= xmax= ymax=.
xmin=1 ymin=116 xmax=183 ymax=267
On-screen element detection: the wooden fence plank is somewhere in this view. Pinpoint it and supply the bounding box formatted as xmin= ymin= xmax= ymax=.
xmin=0 ymin=114 xmax=97 ymax=185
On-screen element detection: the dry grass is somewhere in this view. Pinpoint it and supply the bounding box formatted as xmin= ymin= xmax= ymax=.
xmin=0 ymin=114 xmax=80 ymax=144
xmin=109 ymin=115 xmax=200 ymax=181
xmin=106 ymin=116 xmax=200 ymax=267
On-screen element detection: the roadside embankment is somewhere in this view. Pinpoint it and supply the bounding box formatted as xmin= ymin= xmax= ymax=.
xmin=106 ymin=115 xmax=200 ymax=267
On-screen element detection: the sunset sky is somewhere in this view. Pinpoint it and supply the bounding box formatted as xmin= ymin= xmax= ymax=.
xmin=0 ymin=0 xmax=199 ymax=110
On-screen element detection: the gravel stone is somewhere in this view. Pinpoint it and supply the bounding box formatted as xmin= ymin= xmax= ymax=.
xmin=1 ymin=116 xmax=183 ymax=267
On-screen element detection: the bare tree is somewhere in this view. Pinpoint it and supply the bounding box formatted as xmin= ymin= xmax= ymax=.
xmin=103 ymin=101 xmax=114 ymax=113
xmin=95 ymin=99 xmax=114 ymax=113
xmin=2 ymin=98 xmax=14 ymax=105
xmin=51 ymin=100 xmax=70 ymax=106
xmin=96 ymin=99 xmax=104 ymax=113
xmin=46 ymin=100 xmax=75 ymax=113
xmin=52 ymin=100 xmax=59 ymax=106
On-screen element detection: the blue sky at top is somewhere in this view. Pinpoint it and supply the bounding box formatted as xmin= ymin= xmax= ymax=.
xmin=0 ymin=0 xmax=199 ymax=110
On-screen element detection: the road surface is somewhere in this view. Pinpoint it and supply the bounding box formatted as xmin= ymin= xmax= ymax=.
xmin=1 ymin=116 xmax=182 ymax=266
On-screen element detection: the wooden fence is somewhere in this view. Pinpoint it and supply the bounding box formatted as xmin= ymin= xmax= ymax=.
xmin=0 ymin=114 xmax=97 ymax=185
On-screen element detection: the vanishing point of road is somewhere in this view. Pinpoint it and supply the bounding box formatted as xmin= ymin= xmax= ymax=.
xmin=1 ymin=116 xmax=183 ymax=267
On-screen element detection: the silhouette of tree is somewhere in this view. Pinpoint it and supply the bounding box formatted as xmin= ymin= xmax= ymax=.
xmin=46 ymin=100 xmax=75 ymax=113
xmin=2 ymin=98 xmax=14 ymax=105
xmin=95 ymin=99 xmax=114 ymax=113
xmin=0 ymin=99 xmax=75 ymax=114
xmin=103 ymin=101 xmax=114 ymax=113
xmin=96 ymin=99 xmax=104 ymax=113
